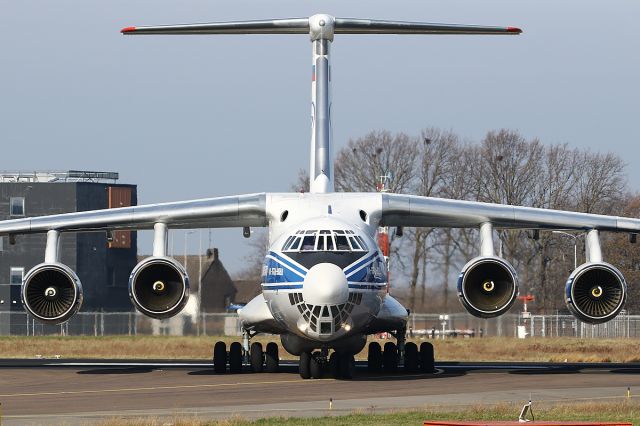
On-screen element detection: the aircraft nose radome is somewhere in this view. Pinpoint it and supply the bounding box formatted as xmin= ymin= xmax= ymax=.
xmin=302 ymin=263 xmax=348 ymax=305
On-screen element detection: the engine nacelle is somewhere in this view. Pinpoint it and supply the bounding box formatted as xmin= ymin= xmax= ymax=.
xmin=457 ymin=256 xmax=519 ymax=318
xmin=565 ymin=262 xmax=626 ymax=324
xmin=21 ymin=263 xmax=83 ymax=324
xmin=128 ymin=257 xmax=189 ymax=319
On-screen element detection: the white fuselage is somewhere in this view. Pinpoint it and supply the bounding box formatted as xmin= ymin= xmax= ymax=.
xmin=238 ymin=192 xmax=407 ymax=347
xmin=263 ymin=216 xmax=386 ymax=342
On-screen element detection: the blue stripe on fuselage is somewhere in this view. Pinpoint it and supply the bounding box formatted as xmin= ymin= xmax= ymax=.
xmin=262 ymin=283 xmax=304 ymax=290
xmin=263 ymin=257 xmax=305 ymax=283
xmin=344 ymin=252 xmax=378 ymax=276
xmin=268 ymin=251 xmax=308 ymax=276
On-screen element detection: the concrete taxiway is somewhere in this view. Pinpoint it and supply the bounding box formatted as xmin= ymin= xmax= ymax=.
xmin=1 ymin=360 xmax=640 ymax=424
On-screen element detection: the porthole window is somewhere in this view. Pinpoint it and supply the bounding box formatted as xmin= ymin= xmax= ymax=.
xmin=280 ymin=210 xmax=289 ymax=222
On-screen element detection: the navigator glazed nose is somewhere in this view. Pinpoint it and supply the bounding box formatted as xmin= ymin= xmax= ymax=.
xmin=302 ymin=263 xmax=348 ymax=305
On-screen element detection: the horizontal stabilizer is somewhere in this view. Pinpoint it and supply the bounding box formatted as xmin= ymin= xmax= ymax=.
xmin=334 ymin=18 xmax=521 ymax=35
xmin=121 ymin=16 xmax=521 ymax=36
xmin=121 ymin=18 xmax=309 ymax=35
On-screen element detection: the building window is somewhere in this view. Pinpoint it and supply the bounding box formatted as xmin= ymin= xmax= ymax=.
xmin=107 ymin=266 xmax=116 ymax=287
xmin=10 ymin=197 xmax=25 ymax=217
xmin=10 ymin=267 xmax=24 ymax=285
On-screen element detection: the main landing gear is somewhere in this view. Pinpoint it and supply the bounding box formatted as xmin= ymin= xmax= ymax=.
xmin=366 ymin=327 xmax=435 ymax=375
xmin=211 ymin=330 xmax=281 ymax=374
xmin=366 ymin=340 xmax=434 ymax=374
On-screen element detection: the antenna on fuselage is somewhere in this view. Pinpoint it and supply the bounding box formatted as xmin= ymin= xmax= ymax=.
xmin=121 ymin=15 xmax=521 ymax=194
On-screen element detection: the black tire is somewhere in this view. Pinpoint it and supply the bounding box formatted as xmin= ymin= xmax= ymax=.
xmin=339 ymin=353 xmax=355 ymax=379
xmin=299 ymin=351 xmax=311 ymax=379
xmin=329 ymin=352 xmax=340 ymax=378
xmin=404 ymin=342 xmax=419 ymax=373
xmin=420 ymin=341 xmax=435 ymax=373
xmin=367 ymin=342 xmax=383 ymax=372
xmin=310 ymin=352 xmax=323 ymax=379
xmin=229 ymin=342 xmax=243 ymax=374
xmin=383 ymin=342 xmax=398 ymax=373
xmin=265 ymin=342 xmax=279 ymax=373
xmin=250 ymin=342 xmax=263 ymax=373
xmin=213 ymin=341 xmax=227 ymax=374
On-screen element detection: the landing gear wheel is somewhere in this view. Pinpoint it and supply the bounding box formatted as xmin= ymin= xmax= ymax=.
xmin=329 ymin=352 xmax=340 ymax=378
xmin=265 ymin=342 xmax=279 ymax=373
xmin=310 ymin=351 xmax=323 ymax=379
xmin=213 ymin=341 xmax=227 ymax=374
xmin=367 ymin=342 xmax=382 ymax=372
xmin=420 ymin=341 xmax=435 ymax=373
xmin=383 ymin=342 xmax=398 ymax=373
xmin=299 ymin=351 xmax=311 ymax=379
xmin=404 ymin=342 xmax=419 ymax=373
xmin=339 ymin=353 xmax=355 ymax=379
xmin=229 ymin=342 xmax=243 ymax=374
xmin=250 ymin=342 xmax=263 ymax=373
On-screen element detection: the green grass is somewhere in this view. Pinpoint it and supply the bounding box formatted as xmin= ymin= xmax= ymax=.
xmin=99 ymin=401 xmax=640 ymax=425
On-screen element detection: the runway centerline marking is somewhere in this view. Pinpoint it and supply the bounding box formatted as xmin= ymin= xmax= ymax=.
xmin=0 ymin=377 xmax=333 ymax=398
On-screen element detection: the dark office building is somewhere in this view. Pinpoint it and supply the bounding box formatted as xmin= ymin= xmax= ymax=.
xmin=0 ymin=171 xmax=137 ymax=313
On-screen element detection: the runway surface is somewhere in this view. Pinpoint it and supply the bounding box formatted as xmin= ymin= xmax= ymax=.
xmin=2 ymin=359 xmax=640 ymax=425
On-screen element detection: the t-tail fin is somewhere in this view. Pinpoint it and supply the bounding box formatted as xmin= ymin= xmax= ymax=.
xmin=122 ymin=14 xmax=521 ymax=193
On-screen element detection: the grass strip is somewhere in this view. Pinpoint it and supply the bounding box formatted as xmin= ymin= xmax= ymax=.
xmin=98 ymin=400 xmax=640 ymax=425
xmin=4 ymin=336 xmax=640 ymax=362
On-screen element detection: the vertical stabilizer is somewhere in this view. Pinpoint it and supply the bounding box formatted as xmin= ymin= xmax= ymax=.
xmin=309 ymin=14 xmax=335 ymax=193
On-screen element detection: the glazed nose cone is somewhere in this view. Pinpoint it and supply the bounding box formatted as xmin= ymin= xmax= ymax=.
xmin=302 ymin=263 xmax=348 ymax=305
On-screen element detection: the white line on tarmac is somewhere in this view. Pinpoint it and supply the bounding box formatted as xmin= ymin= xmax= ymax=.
xmin=0 ymin=377 xmax=331 ymax=398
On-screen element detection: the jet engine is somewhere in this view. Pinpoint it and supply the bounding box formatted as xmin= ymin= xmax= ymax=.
xmin=457 ymin=256 xmax=519 ymax=318
xmin=565 ymin=262 xmax=626 ymax=324
xmin=21 ymin=263 xmax=83 ymax=324
xmin=128 ymin=257 xmax=190 ymax=319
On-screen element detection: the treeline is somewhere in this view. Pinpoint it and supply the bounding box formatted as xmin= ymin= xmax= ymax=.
xmin=243 ymin=128 xmax=639 ymax=314
xmin=332 ymin=128 xmax=640 ymax=314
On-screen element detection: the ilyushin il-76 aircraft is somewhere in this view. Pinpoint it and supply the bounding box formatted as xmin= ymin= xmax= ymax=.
xmin=1 ymin=14 xmax=637 ymax=379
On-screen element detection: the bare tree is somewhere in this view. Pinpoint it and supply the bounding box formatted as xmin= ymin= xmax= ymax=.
xmin=291 ymin=169 xmax=310 ymax=193
xmin=335 ymin=130 xmax=418 ymax=193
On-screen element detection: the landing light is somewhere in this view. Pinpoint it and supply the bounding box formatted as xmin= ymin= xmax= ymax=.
xmin=298 ymin=323 xmax=308 ymax=332
xmin=343 ymin=323 xmax=351 ymax=332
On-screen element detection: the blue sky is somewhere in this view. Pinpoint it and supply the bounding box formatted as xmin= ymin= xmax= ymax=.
xmin=1 ymin=0 xmax=638 ymax=276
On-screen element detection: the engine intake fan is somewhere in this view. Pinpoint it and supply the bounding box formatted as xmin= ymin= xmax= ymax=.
xmin=457 ymin=256 xmax=518 ymax=318
xmin=565 ymin=262 xmax=626 ymax=324
xmin=129 ymin=257 xmax=189 ymax=319
xmin=22 ymin=263 xmax=83 ymax=324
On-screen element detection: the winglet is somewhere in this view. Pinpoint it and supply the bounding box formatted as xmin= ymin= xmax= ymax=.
xmin=121 ymin=26 xmax=136 ymax=34
xmin=507 ymin=27 xmax=522 ymax=34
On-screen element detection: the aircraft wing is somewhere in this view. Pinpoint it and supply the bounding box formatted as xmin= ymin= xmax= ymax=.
xmin=380 ymin=193 xmax=640 ymax=233
xmin=0 ymin=193 xmax=267 ymax=236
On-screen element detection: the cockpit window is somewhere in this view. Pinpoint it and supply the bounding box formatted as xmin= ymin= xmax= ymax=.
xmin=301 ymin=236 xmax=315 ymax=251
xmin=282 ymin=236 xmax=295 ymax=251
xmin=282 ymin=230 xmax=368 ymax=252
xmin=349 ymin=236 xmax=362 ymax=250
xmin=335 ymin=235 xmax=349 ymax=250
xmin=290 ymin=236 xmax=302 ymax=251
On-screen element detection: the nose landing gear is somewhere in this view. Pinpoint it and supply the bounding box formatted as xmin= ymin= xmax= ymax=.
xmin=298 ymin=349 xmax=355 ymax=379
